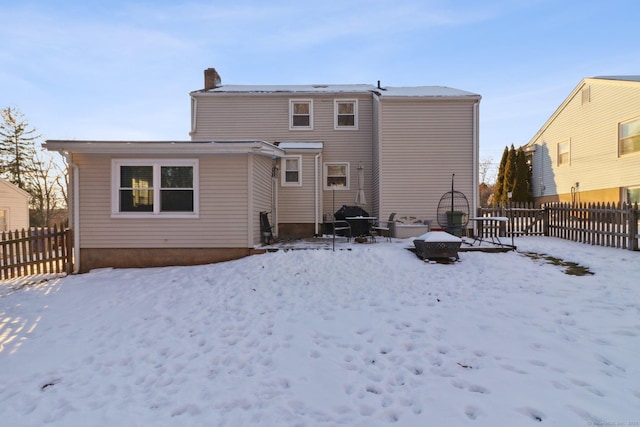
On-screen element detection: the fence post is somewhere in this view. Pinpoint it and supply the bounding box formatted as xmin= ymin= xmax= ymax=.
xmin=629 ymin=203 xmax=639 ymax=251
xmin=65 ymin=228 xmax=74 ymax=274
xmin=543 ymin=205 xmax=550 ymax=236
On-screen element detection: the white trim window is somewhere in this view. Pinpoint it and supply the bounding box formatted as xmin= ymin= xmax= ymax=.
xmin=619 ymin=116 xmax=640 ymax=156
xmin=324 ymin=162 xmax=349 ymax=189
xmin=282 ymin=156 xmax=302 ymax=186
xmin=289 ymin=99 xmax=313 ymax=130
xmin=334 ymin=99 xmax=358 ymax=130
xmin=557 ymin=140 xmax=570 ymax=166
xmin=112 ymin=159 xmax=199 ymax=218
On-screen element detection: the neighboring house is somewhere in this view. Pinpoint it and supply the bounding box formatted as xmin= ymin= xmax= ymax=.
xmin=45 ymin=68 xmax=480 ymax=272
xmin=0 ymin=177 xmax=30 ymax=232
xmin=523 ymin=76 xmax=640 ymax=205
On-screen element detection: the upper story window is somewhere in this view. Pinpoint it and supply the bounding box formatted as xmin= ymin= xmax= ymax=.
xmin=112 ymin=159 xmax=199 ymax=218
xmin=619 ymin=116 xmax=640 ymax=156
xmin=557 ymin=140 xmax=570 ymax=166
xmin=290 ymin=100 xmax=313 ymax=130
xmin=324 ymin=162 xmax=349 ymax=190
xmin=282 ymin=156 xmax=302 ymax=186
xmin=334 ymin=100 xmax=358 ymax=130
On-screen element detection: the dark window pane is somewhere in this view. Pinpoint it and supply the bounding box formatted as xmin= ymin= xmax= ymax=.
xmin=285 ymin=171 xmax=299 ymax=182
xmin=161 ymin=190 xmax=194 ymax=212
xmin=120 ymin=190 xmax=153 ymax=212
xmin=121 ymin=166 xmax=153 ymax=188
xmin=161 ymin=166 xmax=193 ymax=188
xmin=338 ymin=115 xmax=355 ymax=126
xmin=292 ymin=116 xmax=310 ymax=127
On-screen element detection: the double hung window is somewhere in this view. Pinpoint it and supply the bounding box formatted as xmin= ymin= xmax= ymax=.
xmin=324 ymin=162 xmax=349 ymax=189
xmin=334 ymin=100 xmax=358 ymax=129
xmin=620 ymin=117 xmax=640 ymax=156
xmin=282 ymin=156 xmax=302 ymax=186
xmin=112 ymin=159 xmax=198 ymax=217
xmin=290 ymin=100 xmax=313 ymax=130
xmin=557 ymin=140 xmax=570 ymax=166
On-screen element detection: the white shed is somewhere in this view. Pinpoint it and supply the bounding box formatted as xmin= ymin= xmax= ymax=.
xmin=0 ymin=178 xmax=30 ymax=231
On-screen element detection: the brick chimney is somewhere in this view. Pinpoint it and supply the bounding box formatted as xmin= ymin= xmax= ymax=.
xmin=204 ymin=68 xmax=221 ymax=90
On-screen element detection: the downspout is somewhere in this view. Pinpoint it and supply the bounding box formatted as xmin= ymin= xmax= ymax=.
xmin=63 ymin=151 xmax=80 ymax=274
xmin=472 ymin=101 xmax=479 ymax=231
xmin=314 ymin=152 xmax=321 ymax=235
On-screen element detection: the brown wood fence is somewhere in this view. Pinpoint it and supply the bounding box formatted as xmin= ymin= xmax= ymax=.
xmin=477 ymin=202 xmax=639 ymax=251
xmin=1 ymin=225 xmax=73 ymax=280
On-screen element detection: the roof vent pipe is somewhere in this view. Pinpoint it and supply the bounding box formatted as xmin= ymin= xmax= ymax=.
xmin=377 ymin=80 xmax=381 ymax=89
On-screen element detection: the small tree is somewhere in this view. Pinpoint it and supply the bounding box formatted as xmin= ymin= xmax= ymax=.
xmin=493 ymin=147 xmax=509 ymax=206
xmin=512 ymin=148 xmax=532 ymax=202
xmin=501 ymin=145 xmax=517 ymax=203
xmin=1 ymin=107 xmax=67 ymax=227
xmin=0 ymin=107 xmax=39 ymax=189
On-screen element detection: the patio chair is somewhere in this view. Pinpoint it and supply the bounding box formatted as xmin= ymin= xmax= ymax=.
xmin=332 ymin=219 xmax=352 ymax=241
xmin=372 ymin=212 xmax=396 ymax=242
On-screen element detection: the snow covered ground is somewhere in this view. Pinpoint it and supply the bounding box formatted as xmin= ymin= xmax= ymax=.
xmin=1 ymin=236 xmax=639 ymax=426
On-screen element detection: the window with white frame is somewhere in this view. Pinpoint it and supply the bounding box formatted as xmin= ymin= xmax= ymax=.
xmin=334 ymin=100 xmax=358 ymax=130
xmin=619 ymin=116 xmax=640 ymax=156
xmin=282 ymin=156 xmax=302 ymax=186
xmin=627 ymin=186 xmax=640 ymax=204
xmin=324 ymin=162 xmax=349 ymax=189
xmin=557 ymin=140 xmax=570 ymax=166
xmin=112 ymin=159 xmax=198 ymax=217
xmin=290 ymin=100 xmax=313 ymax=130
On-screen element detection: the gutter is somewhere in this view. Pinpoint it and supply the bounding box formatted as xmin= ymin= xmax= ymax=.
xmin=63 ymin=151 xmax=80 ymax=274
xmin=314 ymin=152 xmax=321 ymax=235
xmin=472 ymin=101 xmax=479 ymax=229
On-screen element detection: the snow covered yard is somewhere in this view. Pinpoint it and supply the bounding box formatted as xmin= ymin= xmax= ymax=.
xmin=1 ymin=237 xmax=639 ymax=426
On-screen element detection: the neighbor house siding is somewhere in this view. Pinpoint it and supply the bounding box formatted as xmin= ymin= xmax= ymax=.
xmin=528 ymin=78 xmax=640 ymax=202
xmin=378 ymin=99 xmax=476 ymax=222
xmin=0 ymin=178 xmax=30 ymax=231
xmin=73 ymin=152 xmax=252 ymax=249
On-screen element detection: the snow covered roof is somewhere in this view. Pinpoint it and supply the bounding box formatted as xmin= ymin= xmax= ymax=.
xmin=278 ymin=142 xmax=324 ymax=150
xmin=592 ymin=75 xmax=640 ymax=82
xmin=196 ymin=84 xmax=480 ymax=99
xmin=44 ymin=139 xmax=286 ymax=157
xmin=379 ymin=86 xmax=480 ymax=98
xmin=200 ymin=84 xmax=374 ymax=94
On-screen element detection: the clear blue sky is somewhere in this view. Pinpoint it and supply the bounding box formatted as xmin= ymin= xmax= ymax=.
xmin=2 ymin=0 xmax=638 ymax=179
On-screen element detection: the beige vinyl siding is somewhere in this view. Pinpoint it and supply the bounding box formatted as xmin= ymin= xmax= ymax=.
xmin=193 ymin=92 xmax=374 ymax=219
xmin=0 ymin=179 xmax=30 ymax=231
xmin=74 ymin=153 xmax=252 ymax=248
xmin=251 ymin=154 xmax=274 ymax=244
xmin=278 ymin=153 xmax=321 ymax=223
xmin=529 ymin=79 xmax=640 ymax=200
xmin=378 ymin=99 xmax=475 ymax=221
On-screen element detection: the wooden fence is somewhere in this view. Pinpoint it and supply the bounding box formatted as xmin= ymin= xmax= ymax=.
xmin=477 ymin=202 xmax=639 ymax=251
xmin=1 ymin=225 xmax=73 ymax=280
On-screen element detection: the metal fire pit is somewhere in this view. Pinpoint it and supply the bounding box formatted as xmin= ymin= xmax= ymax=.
xmin=413 ymin=231 xmax=462 ymax=261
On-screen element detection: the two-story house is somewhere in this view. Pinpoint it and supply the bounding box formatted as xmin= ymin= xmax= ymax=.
xmin=45 ymin=68 xmax=480 ymax=272
xmin=524 ymin=76 xmax=640 ymax=205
